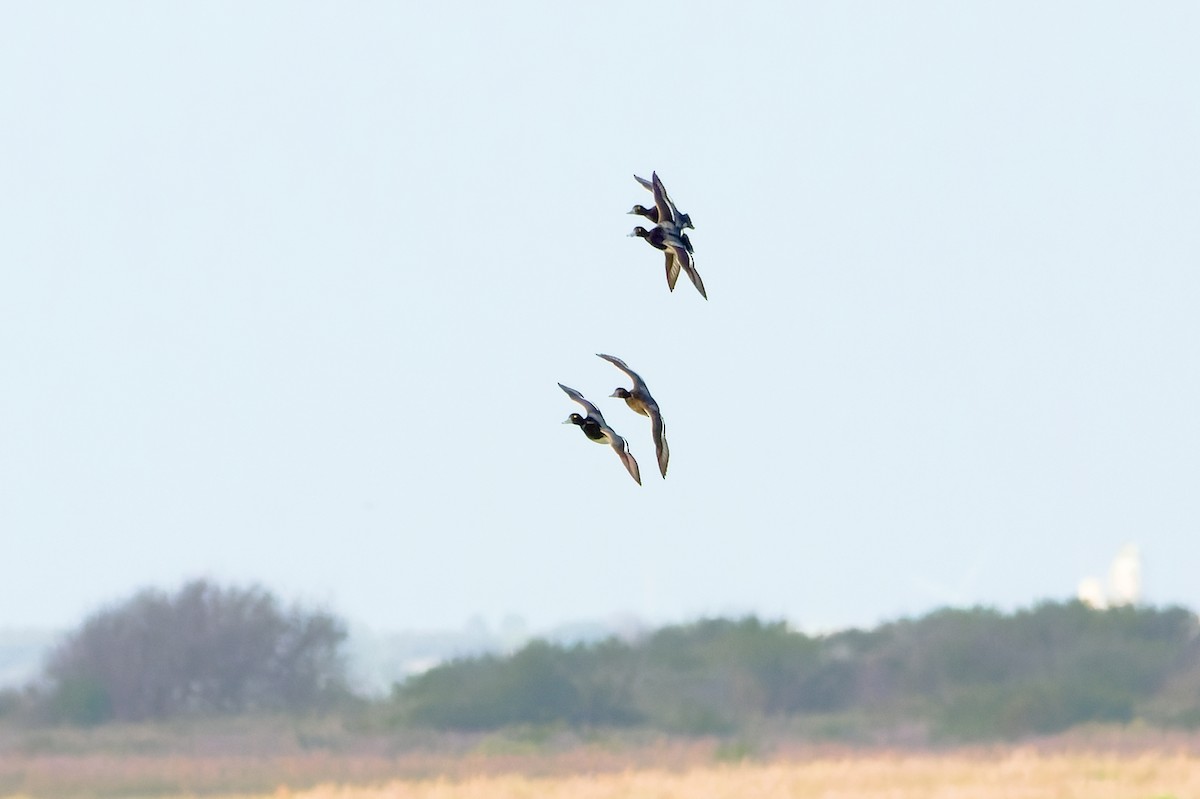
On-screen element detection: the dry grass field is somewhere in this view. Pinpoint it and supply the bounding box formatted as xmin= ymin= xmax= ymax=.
xmin=251 ymin=752 xmax=1197 ymax=799
xmin=3 ymin=723 xmax=1199 ymax=799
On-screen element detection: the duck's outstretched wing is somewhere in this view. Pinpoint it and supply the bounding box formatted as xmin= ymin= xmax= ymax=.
xmin=678 ymin=253 xmax=707 ymax=300
xmin=606 ymin=429 xmax=642 ymax=485
xmin=596 ymin=353 xmax=649 ymax=395
xmin=639 ymin=172 xmax=692 ymax=230
xmin=663 ymin=233 xmax=693 ymax=273
xmin=558 ymin=382 xmax=606 ymax=424
xmin=664 ymin=250 xmax=681 ymax=291
xmin=650 ymin=172 xmax=677 ymax=227
xmin=648 ymin=403 xmax=669 ymax=479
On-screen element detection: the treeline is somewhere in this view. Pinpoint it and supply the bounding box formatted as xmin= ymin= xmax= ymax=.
xmin=3 ymin=580 xmax=348 ymax=725
xmin=392 ymin=603 xmax=1200 ymax=739
xmin=3 ymin=581 xmax=1199 ymax=742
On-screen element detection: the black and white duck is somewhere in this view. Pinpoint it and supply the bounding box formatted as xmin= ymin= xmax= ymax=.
xmin=559 ymin=382 xmax=642 ymax=485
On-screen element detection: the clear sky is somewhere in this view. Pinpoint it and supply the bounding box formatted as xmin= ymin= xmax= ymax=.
xmin=2 ymin=3 xmax=1198 ymax=635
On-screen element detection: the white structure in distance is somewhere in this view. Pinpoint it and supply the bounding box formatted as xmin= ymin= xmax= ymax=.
xmin=1077 ymin=543 xmax=1142 ymax=610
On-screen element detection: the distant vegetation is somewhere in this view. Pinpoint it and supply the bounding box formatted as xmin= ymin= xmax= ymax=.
xmin=391 ymin=602 xmax=1200 ymax=740
xmin=3 ymin=586 xmax=1199 ymax=743
xmin=24 ymin=580 xmax=348 ymax=724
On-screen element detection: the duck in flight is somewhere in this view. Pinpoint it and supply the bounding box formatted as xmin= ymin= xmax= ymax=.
xmin=597 ymin=353 xmax=669 ymax=479
xmin=629 ymin=224 xmax=693 ymax=295
xmin=628 ymin=172 xmax=707 ymax=299
xmin=629 ymin=172 xmax=694 ymax=232
xmin=559 ymin=382 xmax=642 ymax=485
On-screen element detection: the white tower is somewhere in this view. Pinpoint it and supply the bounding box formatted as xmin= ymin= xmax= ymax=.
xmin=1108 ymin=543 xmax=1142 ymax=606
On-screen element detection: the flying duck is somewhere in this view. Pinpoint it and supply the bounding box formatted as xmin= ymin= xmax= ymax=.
xmin=629 ymin=173 xmax=707 ymax=299
xmin=627 ymin=208 xmax=695 ymax=256
xmin=630 ymin=172 xmax=694 ymax=231
xmin=559 ymin=382 xmax=642 ymax=485
xmin=596 ymin=353 xmax=669 ymax=479
xmin=629 ymin=224 xmax=691 ymax=294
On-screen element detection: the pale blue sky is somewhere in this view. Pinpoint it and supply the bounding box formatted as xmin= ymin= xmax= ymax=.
xmin=2 ymin=2 xmax=1198 ymax=634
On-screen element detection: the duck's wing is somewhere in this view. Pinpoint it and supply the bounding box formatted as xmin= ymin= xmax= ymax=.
xmin=605 ymin=427 xmax=642 ymax=485
xmin=646 ymin=172 xmax=690 ymax=229
xmin=558 ymin=382 xmax=606 ymax=423
xmin=596 ymin=353 xmax=650 ymax=395
xmin=650 ymin=172 xmax=676 ymax=227
xmin=663 ymin=234 xmax=692 ymax=274
xmin=664 ymin=250 xmax=681 ymax=291
xmin=662 ymin=238 xmax=705 ymax=299
xmin=680 ymin=258 xmax=708 ymax=300
xmin=648 ymin=403 xmax=669 ymax=479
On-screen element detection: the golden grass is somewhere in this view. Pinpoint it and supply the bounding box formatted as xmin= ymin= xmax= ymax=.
xmin=5 ymin=724 xmax=1200 ymax=799
xmin=175 ymin=751 xmax=1198 ymax=799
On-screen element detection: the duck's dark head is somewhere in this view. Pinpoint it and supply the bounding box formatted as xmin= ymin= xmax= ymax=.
xmin=610 ymin=387 xmax=632 ymax=400
xmin=563 ymin=413 xmax=585 ymax=426
xmin=627 ymin=204 xmax=658 ymax=222
xmin=628 ymin=226 xmax=651 ymax=240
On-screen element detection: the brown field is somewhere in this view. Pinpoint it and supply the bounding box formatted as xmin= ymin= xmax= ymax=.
xmin=253 ymin=753 xmax=1198 ymax=799
xmin=3 ymin=723 xmax=1199 ymax=799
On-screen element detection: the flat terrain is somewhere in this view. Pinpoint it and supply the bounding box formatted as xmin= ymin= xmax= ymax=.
xmin=2 ymin=722 xmax=1199 ymax=798
xmin=242 ymin=753 xmax=1199 ymax=799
